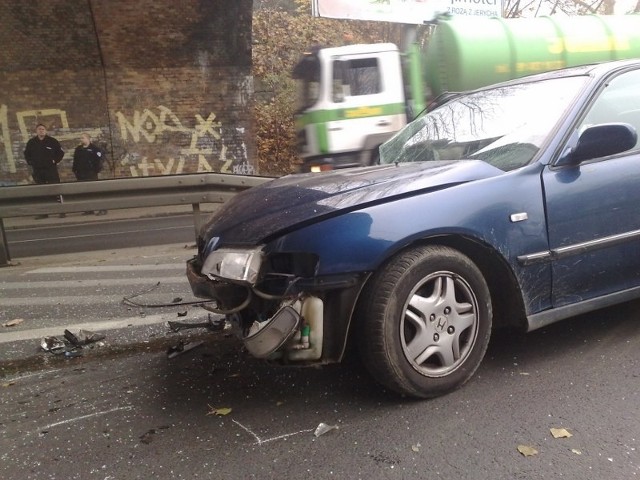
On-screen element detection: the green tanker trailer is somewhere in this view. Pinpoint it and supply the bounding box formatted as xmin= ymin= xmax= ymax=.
xmin=293 ymin=14 xmax=640 ymax=172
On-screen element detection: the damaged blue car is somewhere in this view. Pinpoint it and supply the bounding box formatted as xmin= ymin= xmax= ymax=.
xmin=187 ymin=59 xmax=640 ymax=398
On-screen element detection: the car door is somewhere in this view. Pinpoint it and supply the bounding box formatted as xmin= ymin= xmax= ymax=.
xmin=542 ymin=67 xmax=640 ymax=307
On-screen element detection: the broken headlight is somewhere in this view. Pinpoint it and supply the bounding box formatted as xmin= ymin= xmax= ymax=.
xmin=201 ymin=247 xmax=264 ymax=285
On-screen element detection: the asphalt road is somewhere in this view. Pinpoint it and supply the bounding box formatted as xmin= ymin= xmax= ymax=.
xmin=4 ymin=214 xmax=197 ymax=258
xmin=1 ymin=306 xmax=640 ymax=479
xmin=1 ymin=242 xmax=640 ymax=478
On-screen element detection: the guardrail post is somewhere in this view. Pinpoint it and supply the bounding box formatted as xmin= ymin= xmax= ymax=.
xmin=0 ymin=218 xmax=11 ymax=267
xmin=192 ymin=203 xmax=203 ymax=240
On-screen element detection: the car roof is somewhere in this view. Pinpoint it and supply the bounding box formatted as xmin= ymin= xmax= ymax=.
xmin=426 ymin=58 xmax=640 ymax=113
xmin=486 ymin=58 xmax=640 ymax=88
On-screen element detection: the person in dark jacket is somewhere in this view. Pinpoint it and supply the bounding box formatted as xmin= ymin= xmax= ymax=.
xmin=24 ymin=123 xmax=65 ymax=219
xmin=73 ymin=133 xmax=107 ymax=215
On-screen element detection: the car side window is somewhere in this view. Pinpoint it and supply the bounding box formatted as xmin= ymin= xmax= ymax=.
xmin=579 ymin=69 xmax=640 ymax=150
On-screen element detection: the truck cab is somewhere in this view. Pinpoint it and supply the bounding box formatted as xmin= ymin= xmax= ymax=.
xmin=293 ymin=43 xmax=407 ymax=172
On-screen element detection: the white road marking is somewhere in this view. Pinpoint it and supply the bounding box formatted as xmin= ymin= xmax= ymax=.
xmin=1 ymin=293 xmax=191 ymax=306
xmin=0 ymin=276 xmax=185 ymax=289
xmin=26 ymin=264 xmax=185 ymax=274
xmin=0 ymin=314 xmax=175 ymax=343
xmin=39 ymin=406 xmax=134 ymax=431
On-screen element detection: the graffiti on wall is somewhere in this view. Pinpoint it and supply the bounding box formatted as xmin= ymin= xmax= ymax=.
xmin=0 ymin=105 xmax=13 ymax=173
xmin=0 ymin=104 xmax=254 ymax=182
xmin=116 ymin=105 xmax=253 ymax=176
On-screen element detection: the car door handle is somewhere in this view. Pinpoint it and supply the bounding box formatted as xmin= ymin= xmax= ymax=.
xmin=376 ymin=120 xmax=391 ymax=126
xmin=328 ymin=126 xmax=343 ymax=131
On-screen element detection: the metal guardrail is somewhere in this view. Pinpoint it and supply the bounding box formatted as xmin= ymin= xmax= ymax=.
xmin=0 ymin=173 xmax=274 ymax=266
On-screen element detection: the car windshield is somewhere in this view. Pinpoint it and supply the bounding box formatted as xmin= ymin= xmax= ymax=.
xmin=380 ymin=76 xmax=589 ymax=171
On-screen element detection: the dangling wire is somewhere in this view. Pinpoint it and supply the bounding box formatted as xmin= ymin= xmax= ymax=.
xmin=121 ymin=281 xmax=252 ymax=315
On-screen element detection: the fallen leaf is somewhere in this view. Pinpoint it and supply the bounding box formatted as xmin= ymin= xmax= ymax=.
xmin=172 ymin=297 xmax=183 ymax=304
xmin=3 ymin=318 xmax=24 ymax=327
xmin=550 ymin=428 xmax=573 ymax=439
xmin=2 ymin=382 xmax=16 ymax=387
xmin=207 ymin=404 xmax=232 ymax=416
xmin=517 ymin=445 xmax=539 ymax=457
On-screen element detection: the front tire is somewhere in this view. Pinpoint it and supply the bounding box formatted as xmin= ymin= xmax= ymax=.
xmin=357 ymin=245 xmax=492 ymax=398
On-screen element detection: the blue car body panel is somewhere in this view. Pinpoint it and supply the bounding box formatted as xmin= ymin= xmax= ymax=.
xmin=201 ymin=160 xmax=506 ymax=247
xmin=268 ymin=162 xmax=551 ymax=315
xmin=193 ymin=59 xmax=640 ymax=339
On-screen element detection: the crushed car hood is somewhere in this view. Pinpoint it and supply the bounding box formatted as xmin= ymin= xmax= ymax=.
xmin=201 ymin=161 xmax=503 ymax=246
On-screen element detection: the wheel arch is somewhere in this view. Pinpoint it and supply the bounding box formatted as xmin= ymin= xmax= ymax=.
xmin=424 ymin=235 xmax=528 ymax=331
xmin=349 ymin=234 xmax=528 ymax=336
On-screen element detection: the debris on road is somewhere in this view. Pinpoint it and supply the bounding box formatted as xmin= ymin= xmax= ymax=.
xmin=314 ymin=422 xmax=338 ymax=437
xmin=166 ymin=340 xmax=204 ymax=359
xmin=517 ymin=445 xmax=538 ymax=457
xmin=167 ymin=314 xmax=226 ymax=333
xmin=64 ymin=329 xmax=106 ymax=348
xmin=40 ymin=337 xmax=66 ymax=353
xmin=139 ymin=426 xmax=170 ymax=445
xmin=3 ymin=318 xmax=24 ymax=327
xmin=40 ymin=329 xmax=106 ymax=357
xmin=550 ymin=427 xmax=573 ymax=439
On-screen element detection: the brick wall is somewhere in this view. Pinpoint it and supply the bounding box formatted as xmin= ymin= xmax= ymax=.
xmin=0 ymin=0 xmax=254 ymax=184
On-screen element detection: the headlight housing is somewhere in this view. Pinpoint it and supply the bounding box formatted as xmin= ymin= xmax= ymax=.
xmin=201 ymin=247 xmax=264 ymax=285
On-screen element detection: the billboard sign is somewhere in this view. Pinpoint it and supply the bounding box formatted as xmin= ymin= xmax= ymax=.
xmin=311 ymin=0 xmax=502 ymax=23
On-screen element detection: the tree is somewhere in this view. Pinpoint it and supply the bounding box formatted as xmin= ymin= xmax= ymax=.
xmin=253 ymin=0 xmax=639 ymax=176
xmin=252 ymin=0 xmax=404 ymax=175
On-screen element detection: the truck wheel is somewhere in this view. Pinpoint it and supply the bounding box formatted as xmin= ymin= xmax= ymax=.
xmin=357 ymin=245 xmax=492 ymax=398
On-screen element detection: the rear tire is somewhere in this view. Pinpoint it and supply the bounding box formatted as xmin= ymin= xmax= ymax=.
xmin=357 ymin=245 xmax=492 ymax=398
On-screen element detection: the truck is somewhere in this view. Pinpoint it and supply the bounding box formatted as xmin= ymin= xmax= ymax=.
xmin=292 ymin=14 xmax=640 ymax=172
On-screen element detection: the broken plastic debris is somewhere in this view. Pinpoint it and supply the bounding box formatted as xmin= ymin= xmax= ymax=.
xmin=41 ymin=337 xmax=66 ymax=353
xmin=3 ymin=318 xmax=24 ymax=327
xmin=571 ymin=449 xmax=582 ymax=455
xmin=550 ymin=427 xmax=573 ymax=439
xmin=411 ymin=443 xmax=421 ymax=452
xmin=168 ymin=314 xmax=226 ymax=332
xmin=64 ymin=329 xmax=106 ymax=347
xmin=166 ymin=340 xmax=204 ymax=359
xmin=314 ymin=423 xmax=338 ymax=437
xmin=517 ymin=445 xmax=538 ymax=457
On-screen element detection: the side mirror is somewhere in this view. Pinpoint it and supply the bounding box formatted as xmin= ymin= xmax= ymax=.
xmin=558 ymin=123 xmax=637 ymax=166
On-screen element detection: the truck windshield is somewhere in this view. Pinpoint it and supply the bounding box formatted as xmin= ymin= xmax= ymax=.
xmin=379 ymin=76 xmax=588 ymax=171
